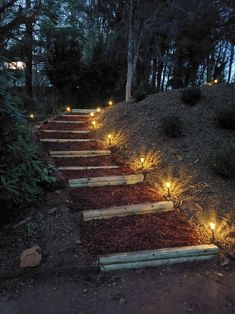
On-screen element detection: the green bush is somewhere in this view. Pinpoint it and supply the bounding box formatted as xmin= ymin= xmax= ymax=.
xmin=160 ymin=114 xmax=183 ymax=138
xmin=217 ymin=105 xmax=235 ymax=130
xmin=0 ymin=69 xmax=56 ymax=224
xmin=181 ymin=87 xmax=202 ymax=106
xmin=210 ymin=144 xmax=235 ymax=177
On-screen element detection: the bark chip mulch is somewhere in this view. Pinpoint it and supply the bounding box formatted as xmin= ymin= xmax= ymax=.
xmin=81 ymin=211 xmax=202 ymax=256
xmin=39 ymin=123 xmax=90 ymax=131
xmin=70 ymin=184 xmax=163 ymax=211
xmin=37 ymin=132 xmax=96 ymax=139
xmin=55 ymin=115 xmax=91 ymax=121
xmin=42 ymin=141 xmax=106 ymax=151
xmin=62 ymin=166 xmax=136 ymax=179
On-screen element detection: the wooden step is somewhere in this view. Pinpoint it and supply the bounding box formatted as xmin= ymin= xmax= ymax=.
xmin=48 ymin=120 xmax=84 ymax=124
xmin=69 ymin=174 xmax=144 ymax=188
xmin=40 ymin=139 xmax=97 ymax=143
xmin=50 ymin=150 xmax=111 ymax=158
xmin=83 ymin=201 xmax=174 ymax=221
xmin=62 ymin=114 xmax=90 ymax=118
xmin=39 ymin=130 xmax=90 ymax=134
xmin=99 ymin=244 xmax=219 ymax=271
xmin=58 ymin=166 xmax=120 ymax=170
xmin=72 ymin=109 xmax=95 ymax=114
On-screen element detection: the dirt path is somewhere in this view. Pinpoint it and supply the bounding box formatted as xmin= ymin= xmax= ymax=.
xmin=1 ymin=263 xmax=235 ymax=314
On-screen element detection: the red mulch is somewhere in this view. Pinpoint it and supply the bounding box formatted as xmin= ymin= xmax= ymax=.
xmin=39 ymin=123 xmax=90 ymax=130
xmin=81 ymin=211 xmax=202 ymax=256
xmin=53 ymin=154 xmax=129 ymax=167
xmin=55 ymin=115 xmax=91 ymax=121
xmin=37 ymin=132 xmax=96 ymax=139
xmin=53 ymin=156 xmax=114 ymax=167
xmin=70 ymin=183 xmax=163 ymax=211
xmin=62 ymin=166 xmax=136 ymax=179
xmin=42 ymin=141 xmax=106 ymax=151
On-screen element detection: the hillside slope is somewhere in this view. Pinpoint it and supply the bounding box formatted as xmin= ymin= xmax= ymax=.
xmin=99 ymin=84 xmax=235 ymax=243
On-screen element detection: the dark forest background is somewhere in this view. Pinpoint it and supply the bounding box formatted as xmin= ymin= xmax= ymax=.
xmin=1 ymin=0 xmax=235 ymax=109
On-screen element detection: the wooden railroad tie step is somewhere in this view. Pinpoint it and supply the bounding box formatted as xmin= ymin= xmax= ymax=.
xmin=69 ymin=174 xmax=144 ymax=188
xmin=72 ymin=109 xmax=95 ymax=114
xmin=58 ymin=166 xmax=120 ymax=170
xmin=40 ymin=139 xmax=98 ymax=143
xmin=39 ymin=130 xmax=90 ymax=134
xmin=99 ymin=244 xmax=219 ymax=271
xmin=83 ymin=201 xmax=174 ymax=221
xmin=62 ymin=114 xmax=90 ymax=118
xmin=48 ymin=120 xmax=84 ymax=124
xmin=50 ymin=150 xmax=111 ymax=158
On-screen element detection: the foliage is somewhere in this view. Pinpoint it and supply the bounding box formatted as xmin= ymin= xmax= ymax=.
xmin=181 ymin=87 xmax=202 ymax=106
xmin=160 ymin=114 xmax=183 ymax=138
xmin=217 ymin=104 xmax=235 ymax=130
xmin=0 ymin=69 xmax=56 ymax=224
xmin=133 ymin=81 xmax=153 ymax=102
xmin=210 ymin=144 xmax=235 ymax=178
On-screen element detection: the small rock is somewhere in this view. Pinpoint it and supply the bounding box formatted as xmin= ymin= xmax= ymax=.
xmin=48 ymin=207 xmax=57 ymax=215
xmin=20 ymin=245 xmax=42 ymax=269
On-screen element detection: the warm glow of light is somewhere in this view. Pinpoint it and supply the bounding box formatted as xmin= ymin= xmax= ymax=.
xmin=210 ymin=222 xmax=216 ymax=230
xmin=66 ymin=106 xmax=71 ymax=112
xmin=29 ymin=113 xmax=35 ymax=119
xmin=92 ymin=120 xmax=96 ymax=128
xmin=140 ymin=157 xmax=145 ymax=163
xmin=90 ymin=112 xmax=95 ymax=118
xmin=166 ymin=182 xmax=171 ymax=189
xmin=108 ymin=100 xmax=113 ymax=106
xmin=97 ymin=107 xmax=101 ymax=113
xmin=108 ymin=134 xmax=112 ymax=145
xmin=214 ymin=79 xmax=218 ymax=84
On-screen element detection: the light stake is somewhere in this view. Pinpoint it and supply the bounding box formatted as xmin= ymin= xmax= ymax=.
xmin=166 ymin=182 xmax=171 ymax=197
xmin=90 ymin=112 xmax=94 ymax=118
xmin=97 ymin=107 xmax=101 ymax=113
xmin=92 ymin=120 xmax=96 ymax=129
xmin=140 ymin=157 xmax=145 ymax=168
xmin=209 ymin=222 xmax=215 ymax=243
xmin=108 ymin=134 xmax=112 ymax=145
xmin=66 ymin=106 xmax=71 ymax=112
xmin=214 ymin=79 xmax=218 ymax=84
xmin=108 ymin=100 xmax=113 ymax=107
xmin=29 ymin=113 xmax=35 ymax=119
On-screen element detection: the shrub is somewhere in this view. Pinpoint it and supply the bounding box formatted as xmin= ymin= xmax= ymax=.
xmin=133 ymin=81 xmax=153 ymax=102
xmin=181 ymin=87 xmax=202 ymax=106
xmin=217 ymin=104 xmax=235 ymax=130
xmin=210 ymin=144 xmax=235 ymax=177
xmin=0 ymin=68 xmax=56 ymax=225
xmin=160 ymin=114 xmax=183 ymax=138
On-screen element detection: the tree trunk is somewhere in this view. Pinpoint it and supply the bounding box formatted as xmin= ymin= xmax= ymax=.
xmin=25 ymin=0 xmax=33 ymax=100
xmin=156 ymin=60 xmax=163 ymax=93
xmin=228 ymin=44 xmax=234 ymax=83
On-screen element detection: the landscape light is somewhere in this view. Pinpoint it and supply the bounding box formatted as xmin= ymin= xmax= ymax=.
xmin=90 ymin=112 xmax=94 ymax=118
xmin=214 ymin=79 xmax=218 ymax=84
xmin=97 ymin=107 xmax=101 ymax=113
xmin=108 ymin=134 xmax=112 ymax=145
xmin=108 ymin=100 xmax=113 ymax=106
xmin=66 ymin=106 xmax=71 ymax=112
xmin=29 ymin=113 xmax=35 ymax=119
xmin=140 ymin=157 xmax=145 ymax=168
xmin=166 ymin=182 xmax=171 ymax=197
xmin=209 ymin=222 xmax=216 ymax=243
xmin=92 ymin=120 xmax=96 ymax=129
